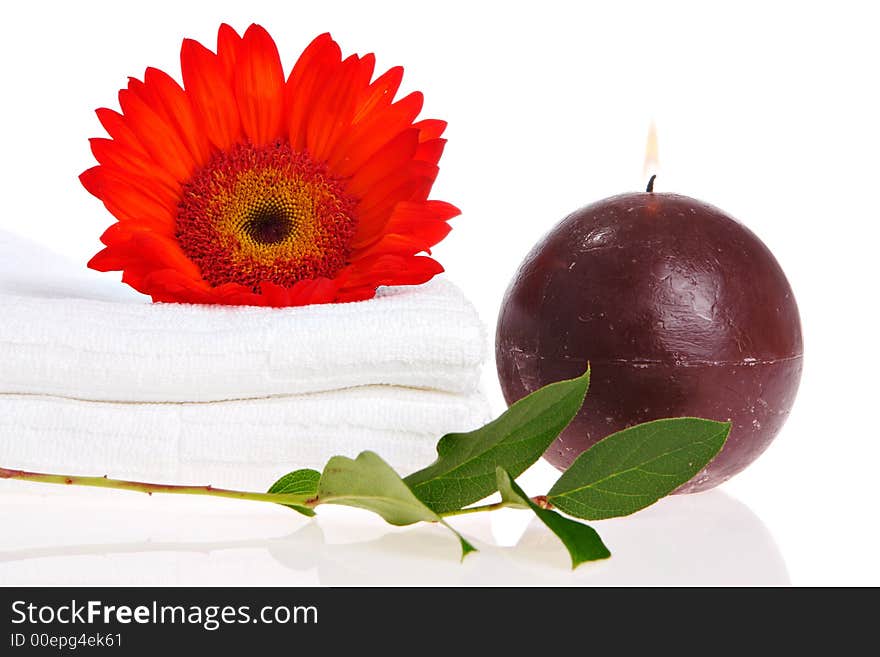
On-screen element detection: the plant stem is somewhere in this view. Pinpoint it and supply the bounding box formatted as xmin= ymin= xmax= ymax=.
xmin=439 ymin=501 xmax=508 ymax=517
xmin=0 ymin=466 xmax=313 ymax=508
xmin=440 ymin=495 xmax=554 ymax=517
xmin=1 ymin=465 xmax=552 ymax=517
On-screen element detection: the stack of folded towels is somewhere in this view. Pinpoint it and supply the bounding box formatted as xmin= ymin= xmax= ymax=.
xmin=0 ymin=232 xmax=489 ymax=490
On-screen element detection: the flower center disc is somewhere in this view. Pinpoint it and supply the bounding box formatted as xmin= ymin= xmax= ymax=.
xmin=176 ymin=141 xmax=357 ymax=291
xmin=244 ymin=204 xmax=294 ymax=245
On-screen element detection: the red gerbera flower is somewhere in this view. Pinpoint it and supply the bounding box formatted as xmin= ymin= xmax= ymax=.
xmin=81 ymin=24 xmax=458 ymax=306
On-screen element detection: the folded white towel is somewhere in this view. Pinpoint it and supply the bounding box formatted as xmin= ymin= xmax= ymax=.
xmin=0 ymin=386 xmax=490 ymax=490
xmin=0 ymin=232 xmax=486 ymax=402
xmin=0 ymin=231 xmax=492 ymax=490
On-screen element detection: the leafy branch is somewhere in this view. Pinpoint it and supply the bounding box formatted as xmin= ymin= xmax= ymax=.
xmin=0 ymin=368 xmax=730 ymax=568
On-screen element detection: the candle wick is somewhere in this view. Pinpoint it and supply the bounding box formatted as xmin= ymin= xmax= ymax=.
xmin=646 ymin=174 xmax=657 ymax=193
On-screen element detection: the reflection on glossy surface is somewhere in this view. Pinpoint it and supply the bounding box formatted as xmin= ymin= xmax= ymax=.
xmin=312 ymin=489 xmax=789 ymax=585
xmin=0 ymin=488 xmax=786 ymax=585
xmin=501 ymin=489 xmax=789 ymax=585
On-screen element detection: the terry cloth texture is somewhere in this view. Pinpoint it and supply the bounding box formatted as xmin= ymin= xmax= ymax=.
xmin=0 ymin=387 xmax=489 ymax=489
xmin=0 ymin=232 xmax=490 ymax=489
xmin=0 ymin=233 xmax=486 ymax=402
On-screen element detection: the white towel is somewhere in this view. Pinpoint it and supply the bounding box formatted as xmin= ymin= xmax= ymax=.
xmin=0 ymin=232 xmax=486 ymax=402
xmin=0 ymin=231 xmax=491 ymax=490
xmin=0 ymin=387 xmax=490 ymax=490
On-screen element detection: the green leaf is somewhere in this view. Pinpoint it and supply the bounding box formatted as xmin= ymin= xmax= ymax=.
xmin=442 ymin=521 xmax=479 ymax=562
xmin=317 ymin=452 xmax=440 ymax=526
xmin=316 ymin=451 xmax=477 ymax=560
xmin=269 ymin=469 xmax=321 ymax=496
xmin=548 ymin=418 xmax=731 ymax=520
xmin=496 ymin=468 xmax=610 ymax=568
xmin=267 ymin=468 xmax=320 ymax=517
xmin=405 ymin=367 xmax=591 ymax=513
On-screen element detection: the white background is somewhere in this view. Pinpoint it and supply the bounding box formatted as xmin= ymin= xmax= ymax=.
xmin=1 ymin=0 xmax=878 ymax=585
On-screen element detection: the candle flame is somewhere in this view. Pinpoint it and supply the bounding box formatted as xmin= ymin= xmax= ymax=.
xmin=643 ymin=120 xmax=660 ymax=178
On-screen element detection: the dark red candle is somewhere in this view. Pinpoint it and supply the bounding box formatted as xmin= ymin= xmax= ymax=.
xmin=496 ymin=184 xmax=803 ymax=493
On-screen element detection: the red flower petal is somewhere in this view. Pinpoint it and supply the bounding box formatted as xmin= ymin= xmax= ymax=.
xmin=345 ymin=128 xmax=419 ymax=198
xmin=117 ymin=87 xmax=196 ymax=182
xmin=98 ymin=221 xmax=140 ymax=246
xmin=285 ymin=33 xmax=342 ymax=151
xmin=89 ymin=138 xmax=180 ymax=195
xmin=138 ymin=68 xmax=211 ymax=166
xmin=216 ymin=24 xmax=242 ymax=77
xmin=139 ymin=268 xmax=215 ymax=304
xmin=233 ymin=24 xmax=285 ymax=146
xmin=356 ymin=226 xmax=451 ymax=258
xmin=337 ymin=254 xmax=444 ymax=301
xmin=95 ymin=108 xmax=149 ymax=157
xmin=84 ymin=27 xmax=457 ymax=307
xmin=260 ymin=278 xmax=341 ymax=307
xmin=328 ymin=91 xmax=424 ymax=176
xmin=87 ymin=246 xmax=126 ymax=272
xmin=412 ymin=119 xmax=447 ymax=141
xmin=91 ymin=174 xmax=176 ymax=235
xmin=305 ymin=53 xmax=375 ymax=162
xmin=353 ymin=161 xmax=439 ymax=245
xmin=352 ymin=200 xmax=460 ymax=257
xmin=414 ymin=138 xmax=447 ymax=166
xmin=180 ymin=37 xmax=241 ymax=151
xmin=79 ymin=166 xmax=104 ymax=199
xmin=97 ymin=228 xmax=203 ymax=282
xmin=354 ymin=65 xmax=404 ymax=122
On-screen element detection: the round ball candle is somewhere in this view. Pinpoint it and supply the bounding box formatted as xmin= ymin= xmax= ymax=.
xmin=496 ymin=180 xmax=803 ymax=493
